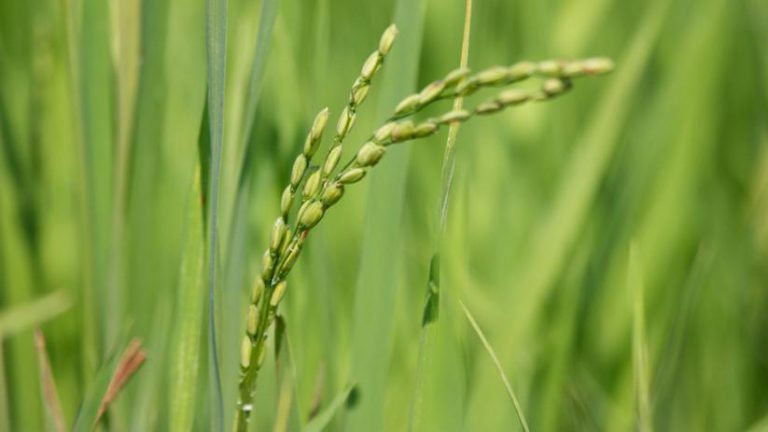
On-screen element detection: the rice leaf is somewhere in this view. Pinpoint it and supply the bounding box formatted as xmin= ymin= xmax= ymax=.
xmin=346 ymin=0 xmax=427 ymax=429
xmin=303 ymin=384 xmax=356 ymax=432
xmin=628 ymin=244 xmax=652 ymax=432
xmin=169 ymin=168 xmax=206 ymax=432
xmin=409 ymin=1 xmax=472 ymax=429
xmin=204 ymin=0 xmax=229 ymax=426
xmin=459 ymin=300 xmax=529 ymax=432
xmin=72 ymin=339 xmax=146 ymax=432
xmin=34 ymin=330 xmax=67 ymax=432
xmin=0 ymin=292 xmax=71 ymax=338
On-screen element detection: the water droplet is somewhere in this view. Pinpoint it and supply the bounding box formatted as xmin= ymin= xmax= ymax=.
xmin=242 ymin=404 xmax=253 ymax=413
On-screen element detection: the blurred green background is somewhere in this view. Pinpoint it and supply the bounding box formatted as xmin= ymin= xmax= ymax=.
xmin=1 ymin=0 xmax=767 ymax=430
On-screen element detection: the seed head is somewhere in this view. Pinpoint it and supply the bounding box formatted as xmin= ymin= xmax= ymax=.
xmin=498 ymin=89 xmax=529 ymax=106
xmin=336 ymin=106 xmax=353 ymax=137
xmin=373 ymin=122 xmax=397 ymax=143
xmin=476 ymin=101 xmax=503 ymax=115
xmin=251 ymin=277 xmax=265 ymax=304
xmin=270 ymin=280 xmax=288 ymax=307
xmin=418 ymin=80 xmax=446 ymax=105
xmin=476 ymin=66 xmax=509 ymax=86
xmin=507 ymin=61 xmax=536 ymax=81
xmin=542 ymin=78 xmax=569 ymax=96
xmin=256 ymin=343 xmax=267 ymax=367
xmin=361 ymin=51 xmax=381 ymax=80
xmin=280 ymin=186 xmax=294 ymax=217
xmin=270 ymin=217 xmax=286 ymax=252
xmin=240 ymin=336 xmax=252 ymax=368
xmin=443 ymin=67 xmax=471 ymax=87
xmin=279 ymin=229 xmax=291 ymax=255
xmin=456 ymin=77 xmax=480 ymax=96
xmin=261 ymin=250 xmax=275 ymax=280
xmin=438 ymin=110 xmax=471 ymax=124
xmin=537 ymin=60 xmax=563 ymax=76
xmin=280 ymin=244 xmax=302 ymax=275
xmin=290 ymin=154 xmax=308 ymax=188
xmin=352 ymin=83 xmax=370 ymax=106
xmin=391 ymin=121 xmax=415 ymax=142
xmin=323 ymin=145 xmax=343 ymax=176
xmin=582 ymin=57 xmax=615 ymax=75
xmin=299 ymin=201 xmax=324 ymax=229
xmin=338 ymin=168 xmax=367 ymax=184
xmin=321 ymin=183 xmax=344 ymax=206
xmin=309 ymin=107 xmax=330 ymax=141
xmin=413 ymin=121 xmax=438 ymax=138
xmin=247 ymin=305 xmax=259 ymax=335
xmin=303 ymin=170 xmax=322 ymax=200
xmin=378 ymin=24 xmax=398 ymax=56
xmin=394 ymin=94 xmax=420 ymax=116
xmin=356 ymin=142 xmax=386 ymax=167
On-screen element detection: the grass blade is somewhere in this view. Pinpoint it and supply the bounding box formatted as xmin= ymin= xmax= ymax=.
xmin=72 ymin=339 xmax=147 ymax=432
xmin=303 ymin=384 xmax=356 ymax=432
xmin=459 ymin=300 xmax=530 ymax=432
xmin=94 ymin=339 xmax=146 ymax=423
xmin=409 ymin=1 xmax=472 ymax=429
xmin=0 ymin=292 xmax=71 ymax=338
xmin=204 ymin=0 xmax=228 ymax=426
xmin=169 ymin=168 xmax=206 ymax=432
xmin=34 ymin=330 xmax=67 ymax=432
xmin=628 ymin=244 xmax=652 ymax=432
xmin=346 ymin=1 xmax=427 ymax=429
xmin=506 ymin=0 xmax=670 ymax=340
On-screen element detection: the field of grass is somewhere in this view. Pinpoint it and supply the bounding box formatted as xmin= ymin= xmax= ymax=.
xmin=1 ymin=0 xmax=767 ymax=430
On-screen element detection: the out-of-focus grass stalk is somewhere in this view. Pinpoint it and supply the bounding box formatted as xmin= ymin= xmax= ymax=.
xmin=0 ymin=292 xmax=71 ymax=337
xmin=408 ymin=1 xmax=471 ymax=430
xmin=346 ymin=2 xmax=426 ymax=429
xmin=107 ymin=0 xmax=140 ymax=349
xmin=169 ymin=168 xmax=206 ymax=432
xmin=205 ymin=0 xmax=229 ymax=427
xmin=460 ymin=300 xmax=530 ymax=432
xmin=628 ymin=245 xmax=652 ymax=432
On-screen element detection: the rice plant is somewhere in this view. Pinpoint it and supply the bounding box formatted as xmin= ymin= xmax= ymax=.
xmin=1 ymin=0 xmax=766 ymax=430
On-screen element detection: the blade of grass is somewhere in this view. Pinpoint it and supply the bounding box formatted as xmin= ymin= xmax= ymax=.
xmin=408 ymin=1 xmax=472 ymax=429
xmin=628 ymin=244 xmax=652 ymax=432
xmin=459 ymin=300 xmax=530 ymax=432
xmin=219 ymin=3 xmax=280 ymax=426
xmin=107 ymin=0 xmax=141 ymax=350
xmin=0 ymin=342 xmax=9 ymax=432
xmin=94 ymin=339 xmax=147 ymax=424
xmin=346 ymin=1 xmax=427 ymax=430
xmin=237 ymin=0 xmax=280 ymax=160
xmin=169 ymin=167 xmax=206 ymax=432
xmin=34 ymin=330 xmax=67 ymax=432
xmin=204 ymin=0 xmax=228 ymax=427
xmin=505 ymin=0 xmax=670 ymax=342
xmin=79 ymin=0 xmax=115 ymax=359
xmin=72 ymin=338 xmax=146 ymax=432
xmin=303 ymin=384 xmax=356 ymax=432
xmin=0 ymin=291 xmax=71 ymax=338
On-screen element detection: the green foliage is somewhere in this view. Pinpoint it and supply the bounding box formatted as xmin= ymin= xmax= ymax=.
xmin=1 ymin=0 xmax=767 ymax=430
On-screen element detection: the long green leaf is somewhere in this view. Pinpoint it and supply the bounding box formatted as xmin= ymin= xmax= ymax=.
xmin=346 ymin=1 xmax=427 ymax=430
xmin=459 ymin=300 xmax=529 ymax=432
xmin=628 ymin=244 xmax=652 ymax=432
xmin=72 ymin=339 xmax=146 ymax=432
xmin=408 ymin=1 xmax=472 ymax=429
xmin=169 ymin=168 xmax=206 ymax=432
xmin=204 ymin=0 xmax=228 ymax=426
xmin=304 ymin=384 xmax=356 ymax=432
xmin=0 ymin=292 xmax=71 ymax=338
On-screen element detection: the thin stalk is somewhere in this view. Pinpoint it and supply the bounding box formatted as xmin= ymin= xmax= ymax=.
xmin=408 ymin=1 xmax=472 ymax=430
xmin=459 ymin=300 xmax=530 ymax=432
